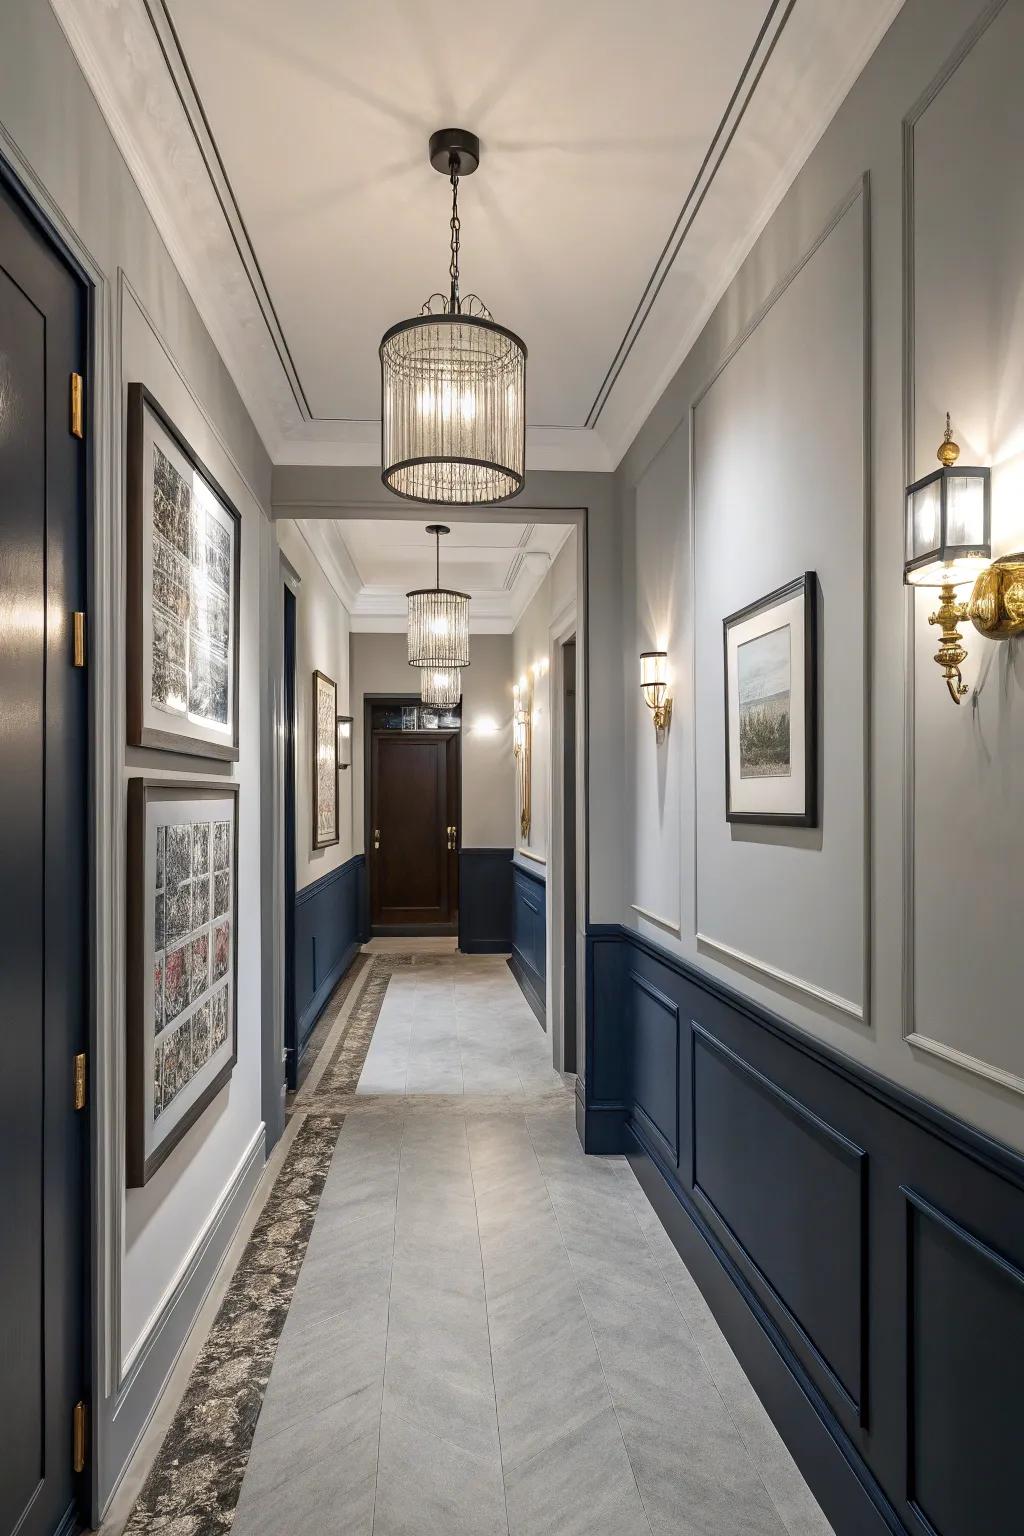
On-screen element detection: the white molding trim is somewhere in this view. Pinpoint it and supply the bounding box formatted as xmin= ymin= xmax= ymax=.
xmin=120 ymin=1126 xmax=265 ymax=1376
xmin=103 ymin=1127 xmax=265 ymax=1513
xmin=688 ymin=176 xmax=872 ymax=1032
xmin=905 ymin=1033 xmax=1024 ymax=1100
xmin=900 ymin=0 xmax=1015 ymax=1096
xmin=515 ymin=847 xmax=547 ymax=866
xmin=696 ymin=933 xmax=864 ymax=1022
xmin=630 ymin=903 xmax=682 ymax=936
xmin=280 ymin=550 xmax=302 ymax=591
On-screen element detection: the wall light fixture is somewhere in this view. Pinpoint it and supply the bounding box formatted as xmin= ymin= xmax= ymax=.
xmin=640 ymin=650 xmax=672 ymax=741
xmin=336 ymin=715 xmax=352 ymax=771
xmin=905 ymin=415 xmax=1023 ymax=704
xmin=512 ymin=677 xmax=532 ymax=836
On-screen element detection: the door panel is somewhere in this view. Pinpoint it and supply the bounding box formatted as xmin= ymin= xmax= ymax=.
xmin=0 ymin=175 xmax=87 ymax=1536
xmin=370 ymin=730 xmax=459 ymax=931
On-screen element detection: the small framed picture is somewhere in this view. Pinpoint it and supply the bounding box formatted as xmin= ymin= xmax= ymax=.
xmin=126 ymin=779 xmax=238 ymax=1186
xmin=723 ymin=572 xmax=818 ymax=826
xmin=126 ymin=384 xmax=241 ymax=760
xmin=312 ymin=669 xmax=339 ymax=849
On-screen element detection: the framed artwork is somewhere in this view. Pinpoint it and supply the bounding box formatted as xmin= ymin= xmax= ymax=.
xmin=723 ymin=572 xmax=818 ymax=827
xmin=312 ymin=669 xmax=339 ymax=848
xmin=127 ymin=383 xmax=241 ymax=760
xmin=126 ymin=778 xmax=239 ymax=1186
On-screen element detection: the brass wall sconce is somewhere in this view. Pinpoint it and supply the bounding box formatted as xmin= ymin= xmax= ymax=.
xmin=512 ymin=678 xmax=532 ymax=837
xmin=905 ymin=415 xmax=1023 ymax=704
xmin=640 ymin=651 xmax=672 ymax=742
xmin=336 ymin=714 xmax=352 ymax=770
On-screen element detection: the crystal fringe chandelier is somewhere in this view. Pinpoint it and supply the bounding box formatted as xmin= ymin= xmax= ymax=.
xmin=407 ymin=524 xmax=470 ymax=672
xmin=380 ymin=128 xmax=526 ymax=506
xmin=420 ymin=667 xmax=461 ymax=708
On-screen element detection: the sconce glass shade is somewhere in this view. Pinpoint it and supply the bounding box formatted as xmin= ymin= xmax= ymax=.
xmin=336 ymin=715 xmax=353 ymax=770
xmin=640 ymin=650 xmax=668 ymax=710
xmin=905 ymin=465 xmax=991 ymax=587
xmin=381 ymin=314 xmax=526 ymax=505
xmin=421 ymin=667 xmax=461 ymax=707
xmin=406 ymin=585 xmax=471 ymax=669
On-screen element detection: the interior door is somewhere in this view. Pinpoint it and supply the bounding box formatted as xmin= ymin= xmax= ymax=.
xmin=0 ymin=175 xmax=88 ymax=1535
xmin=370 ymin=729 xmax=459 ymax=932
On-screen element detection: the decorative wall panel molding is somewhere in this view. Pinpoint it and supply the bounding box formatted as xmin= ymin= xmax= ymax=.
xmin=509 ymin=861 xmax=546 ymax=1026
xmin=690 ymin=178 xmax=870 ymax=1026
xmin=901 ymin=0 xmax=1024 ymax=1098
xmin=459 ymin=849 xmax=514 ymax=955
xmin=293 ymin=855 xmax=365 ymax=1060
xmin=582 ymin=923 xmax=1024 ymax=1536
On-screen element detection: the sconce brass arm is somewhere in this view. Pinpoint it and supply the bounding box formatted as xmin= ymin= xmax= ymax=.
xmin=928 ymin=581 xmax=970 ymax=704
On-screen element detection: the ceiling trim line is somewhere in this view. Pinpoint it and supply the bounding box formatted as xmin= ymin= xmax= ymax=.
xmin=144 ymin=0 xmax=314 ymax=419
xmin=584 ymin=0 xmax=795 ymax=430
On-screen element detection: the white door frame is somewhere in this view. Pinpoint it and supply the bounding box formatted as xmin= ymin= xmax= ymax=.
xmin=547 ymin=596 xmax=578 ymax=1074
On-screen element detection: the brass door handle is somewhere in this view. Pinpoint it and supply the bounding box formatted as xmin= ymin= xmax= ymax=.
xmin=373 ymin=828 xmax=381 ymax=851
xmin=447 ymin=825 xmax=458 ymax=851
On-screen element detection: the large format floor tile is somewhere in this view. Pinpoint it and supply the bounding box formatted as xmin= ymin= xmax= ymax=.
xmin=232 ymin=952 xmax=831 ymax=1536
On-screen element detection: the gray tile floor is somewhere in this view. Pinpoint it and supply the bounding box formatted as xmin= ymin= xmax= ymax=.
xmin=232 ymin=954 xmax=833 ymax=1536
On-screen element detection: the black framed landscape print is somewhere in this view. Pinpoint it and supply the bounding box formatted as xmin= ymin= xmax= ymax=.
xmin=126 ymin=778 xmax=239 ymax=1186
xmin=312 ymin=669 xmax=339 ymax=849
xmin=723 ymin=572 xmax=818 ymax=827
xmin=126 ymin=383 xmax=241 ymax=760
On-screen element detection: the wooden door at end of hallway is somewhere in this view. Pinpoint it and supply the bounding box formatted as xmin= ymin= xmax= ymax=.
xmin=0 ymin=173 xmax=89 ymax=1536
xmin=369 ymin=720 xmax=460 ymax=933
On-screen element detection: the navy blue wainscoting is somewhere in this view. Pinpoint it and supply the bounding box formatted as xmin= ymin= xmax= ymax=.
xmin=292 ymin=854 xmax=366 ymax=1072
xmin=459 ymin=848 xmax=513 ymax=954
xmin=508 ymin=860 xmax=546 ymax=1026
xmin=581 ymin=923 xmax=1024 ymax=1536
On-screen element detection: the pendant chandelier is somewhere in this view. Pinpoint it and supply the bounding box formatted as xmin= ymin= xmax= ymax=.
xmin=380 ymin=128 xmax=526 ymax=506
xmin=420 ymin=667 xmax=462 ymax=708
xmin=407 ymin=523 xmax=470 ymax=671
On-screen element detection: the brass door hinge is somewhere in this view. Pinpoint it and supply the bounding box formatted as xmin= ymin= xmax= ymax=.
xmin=73 ymin=1400 xmax=87 ymax=1474
xmin=73 ymin=1052 xmax=87 ymax=1111
xmin=70 ymin=373 xmax=84 ymax=439
xmin=72 ymin=611 xmax=86 ymax=668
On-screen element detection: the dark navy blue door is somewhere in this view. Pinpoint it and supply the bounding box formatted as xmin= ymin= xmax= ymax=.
xmin=0 ymin=172 xmax=88 ymax=1536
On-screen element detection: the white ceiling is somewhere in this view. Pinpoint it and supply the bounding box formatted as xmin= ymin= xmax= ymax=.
xmin=298 ymin=517 xmax=574 ymax=631
xmin=53 ymin=0 xmax=903 ymax=470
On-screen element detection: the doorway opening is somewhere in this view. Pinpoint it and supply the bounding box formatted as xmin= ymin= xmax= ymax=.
xmin=365 ymin=697 xmax=462 ymax=936
xmin=282 ymin=584 xmax=298 ymax=1088
xmin=561 ymin=636 xmax=578 ymax=1074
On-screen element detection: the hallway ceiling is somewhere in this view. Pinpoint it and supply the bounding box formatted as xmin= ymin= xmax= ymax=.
xmin=55 ymin=0 xmax=903 ymax=470
xmin=297 ymin=518 xmax=574 ymax=631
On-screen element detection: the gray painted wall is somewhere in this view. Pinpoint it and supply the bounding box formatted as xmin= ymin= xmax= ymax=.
xmin=616 ymin=0 xmax=1024 ymax=1153
xmin=0 ymin=0 xmax=272 ymax=1515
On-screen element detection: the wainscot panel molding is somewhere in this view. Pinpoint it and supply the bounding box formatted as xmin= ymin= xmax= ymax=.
xmin=459 ymin=848 xmax=513 ymax=954
xmin=293 ymin=854 xmax=365 ymax=1063
xmin=581 ymin=923 xmax=1024 ymax=1536
xmin=106 ymin=1127 xmax=264 ymax=1502
xmin=509 ymin=860 xmax=546 ymax=1026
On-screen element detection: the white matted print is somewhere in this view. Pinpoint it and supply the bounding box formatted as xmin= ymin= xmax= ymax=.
xmin=312 ymin=669 xmax=339 ymax=849
xmin=723 ymin=573 xmax=818 ymax=826
xmin=127 ymin=384 xmax=241 ymax=760
xmin=127 ymin=779 xmax=238 ymax=1186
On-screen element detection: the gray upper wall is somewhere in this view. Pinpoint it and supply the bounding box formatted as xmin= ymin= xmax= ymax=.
xmin=614 ymin=0 xmax=1024 ymax=1153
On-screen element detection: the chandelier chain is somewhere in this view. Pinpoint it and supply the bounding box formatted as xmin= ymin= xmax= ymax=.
xmin=449 ymin=157 xmax=461 ymax=310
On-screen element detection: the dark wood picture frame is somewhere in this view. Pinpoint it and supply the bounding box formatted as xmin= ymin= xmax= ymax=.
xmin=312 ymin=668 xmax=339 ymax=849
xmin=126 ymin=777 xmax=239 ymax=1186
xmin=723 ymin=572 xmax=818 ymax=827
xmin=126 ymin=382 xmax=242 ymax=760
